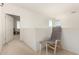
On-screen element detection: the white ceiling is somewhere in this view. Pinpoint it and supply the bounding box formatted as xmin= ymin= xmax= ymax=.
xmin=11 ymin=3 xmax=79 ymax=18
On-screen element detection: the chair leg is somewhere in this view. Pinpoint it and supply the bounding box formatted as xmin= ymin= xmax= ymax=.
xmin=54 ymin=48 xmax=56 ymax=54
xmin=46 ymin=43 xmax=48 ymax=54
xmin=40 ymin=44 xmax=42 ymax=54
xmin=54 ymin=40 xmax=57 ymax=55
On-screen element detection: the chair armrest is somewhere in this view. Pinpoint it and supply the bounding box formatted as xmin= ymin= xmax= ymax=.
xmin=47 ymin=40 xmax=61 ymax=45
xmin=56 ymin=40 xmax=60 ymax=42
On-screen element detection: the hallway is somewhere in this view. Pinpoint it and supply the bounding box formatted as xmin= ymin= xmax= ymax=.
xmin=1 ymin=35 xmax=36 ymax=55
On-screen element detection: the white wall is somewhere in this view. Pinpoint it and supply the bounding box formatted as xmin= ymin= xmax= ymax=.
xmin=5 ymin=14 xmax=14 ymax=43
xmin=56 ymin=12 xmax=79 ymax=54
xmin=2 ymin=4 xmax=51 ymax=51
xmin=0 ymin=6 xmax=2 ymax=52
xmin=35 ymin=28 xmax=51 ymax=50
xmin=0 ymin=6 xmax=6 ymax=52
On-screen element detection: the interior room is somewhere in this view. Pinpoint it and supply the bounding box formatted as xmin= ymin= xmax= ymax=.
xmin=0 ymin=3 xmax=79 ymax=55
xmin=13 ymin=15 xmax=20 ymax=40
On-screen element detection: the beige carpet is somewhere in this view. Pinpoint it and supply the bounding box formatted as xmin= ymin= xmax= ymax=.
xmin=1 ymin=35 xmax=36 ymax=55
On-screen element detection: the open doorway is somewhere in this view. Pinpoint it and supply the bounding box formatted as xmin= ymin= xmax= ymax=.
xmin=13 ymin=15 xmax=20 ymax=40
xmin=5 ymin=14 xmax=20 ymax=44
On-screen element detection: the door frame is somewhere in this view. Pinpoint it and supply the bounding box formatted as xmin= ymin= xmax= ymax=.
xmin=4 ymin=13 xmax=21 ymax=44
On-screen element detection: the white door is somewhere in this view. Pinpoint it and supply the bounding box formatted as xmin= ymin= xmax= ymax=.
xmin=5 ymin=14 xmax=13 ymax=43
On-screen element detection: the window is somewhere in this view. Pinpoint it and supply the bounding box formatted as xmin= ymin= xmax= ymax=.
xmin=54 ymin=20 xmax=61 ymax=27
xmin=49 ymin=19 xmax=61 ymax=27
xmin=49 ymin=19 xmax=53 ymax=27
xmin=17 ymin=21 xmax=20 ymax=29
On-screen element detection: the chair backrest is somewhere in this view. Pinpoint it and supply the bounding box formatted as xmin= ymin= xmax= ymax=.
xmin=50 ymin=26 xmax=62 ymax=42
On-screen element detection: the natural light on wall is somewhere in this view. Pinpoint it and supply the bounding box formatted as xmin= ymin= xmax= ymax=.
xmin=49 ymin=19 xmax=61 ymax=27
xmin=17 ymin=21 xmax=20 ymax=29
xmin=49 ymin=19 xmax=53 ymax=27
xmin=54 ymin=20 xmax=61 ymax=27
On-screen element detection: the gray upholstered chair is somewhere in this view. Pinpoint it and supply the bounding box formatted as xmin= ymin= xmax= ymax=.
xmin=40 ymin=26 xmax=62 ymax=54
xmin=46 ymin=26 xmax=62 ymax=54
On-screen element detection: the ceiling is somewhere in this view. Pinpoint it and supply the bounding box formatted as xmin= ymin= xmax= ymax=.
xmin=11 ymin=3 xmax=79 ymax=18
